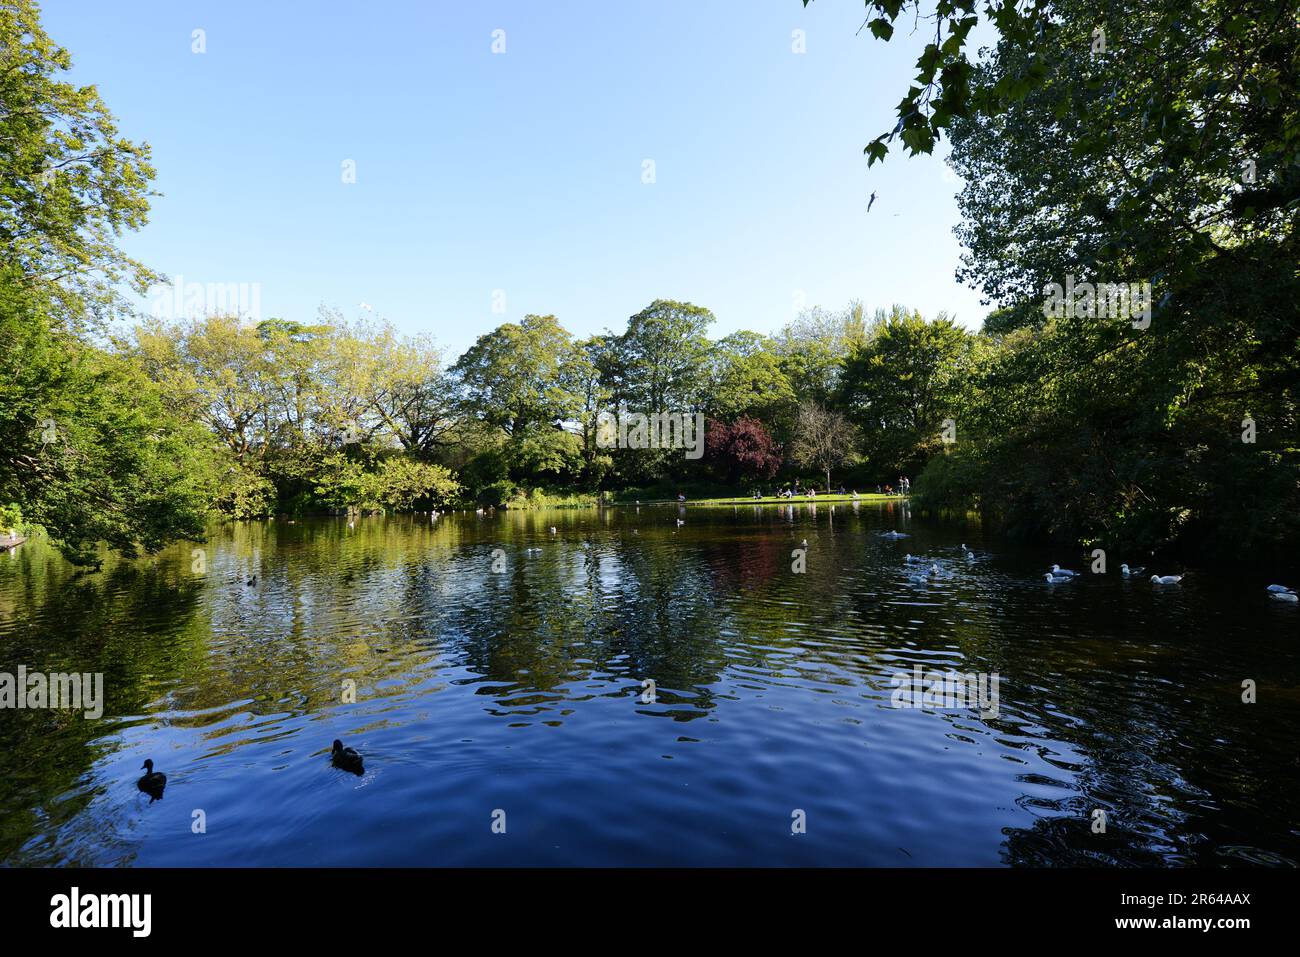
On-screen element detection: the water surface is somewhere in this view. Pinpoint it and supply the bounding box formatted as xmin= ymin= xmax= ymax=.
xmin=1 ymin=503 xmax=1297 ymax=866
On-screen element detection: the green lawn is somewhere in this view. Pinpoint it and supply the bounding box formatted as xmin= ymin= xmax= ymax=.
xmin=620 ymin=493 xmax=905 ymax=507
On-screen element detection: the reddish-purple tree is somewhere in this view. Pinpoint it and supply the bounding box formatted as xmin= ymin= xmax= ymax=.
xmin=705 ymin=417 xmax=782 ymax=484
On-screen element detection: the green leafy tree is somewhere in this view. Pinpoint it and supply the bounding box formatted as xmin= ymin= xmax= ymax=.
xmin=452 ymin=314 xmax=574 ymax=435
xmin=612 ymin=299 xmax=715 ymax=412
xmin=704 ymin=330 xmax=796 ymax=423
xmin=912 ymin=0 xmax=1300 ymax=559
xmin=0 ymin=0 xmax=160 ymax=325
xmin=1 ymin=268 xmax=214 ymax=564
xmin=838 ymin=310 xmax=972 ymax=477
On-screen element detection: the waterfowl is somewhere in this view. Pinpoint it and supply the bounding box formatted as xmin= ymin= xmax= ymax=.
xmin=1044 ymin=572 xmax=1073 ymax=583
xmin=549 ymin=527 xmax=557 ymax=534
xmin=331 ymin=739 xmax=364 ymax=774
xmin=137 ymin=759 xmax=167 ymax=799
xmin=1120 ymin=564 xmax=1145 ymax=577
xmin=1266 ymin=584 xmax=1295 ymax=594
xmin=800 ymin=539 xmax=808 ymax=548
xmin=1271 ymin=590 xmax=1299 ymax=602
xmin=245 ymin=575 xmax=257 ymax=587
xmin=1150 ymin=574 xmax=1183 ymax=585
xmin=676 ymin=519 xmax=685 ymax=526
xmin=1050 ymin=565 xmax=1079 ymax=577
xmin=881 ymin=531 xmax=908 ymax=540
xmin=928 ymin=564 xmax=941 ymax=576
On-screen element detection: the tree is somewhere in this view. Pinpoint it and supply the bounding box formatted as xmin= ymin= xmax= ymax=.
xmin=789 ymin=401 xmax=857 ymax=491
xmin=0 ymin=268 xmax=214 ymax=564
xmin=705 ymin=417 xmax=783 ymax=485
xmin=913 ymin=0 xmax=1300 ymax=559
xmin=451 ymin=314 xmax=573 ymax=435
xmin=704 ymin=331 xmax=795 ymax=423
xmin=773 ymin=303 xmax=868 ymax=408
xmin=342 ymin=319 xmax=457 ymax=457
xmin=0 ymin=0 xmax=160 ymax=325
xmin=838 ymin=311 xmax=971 ymax=477
xmin=613 ymin=299 xmax=714 ymax=412
xmin=558 ymin=335 xmax=615 ymax=477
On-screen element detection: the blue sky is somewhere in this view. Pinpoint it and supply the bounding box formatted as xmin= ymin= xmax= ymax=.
xmin=46 ymin=0 xmax=993 ymax=356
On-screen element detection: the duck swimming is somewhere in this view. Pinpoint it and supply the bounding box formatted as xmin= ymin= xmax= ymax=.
xmin=137 ymin=759 xmax=167 ymax=800
xmin=331 ymin=739 xmax=364 ymax=775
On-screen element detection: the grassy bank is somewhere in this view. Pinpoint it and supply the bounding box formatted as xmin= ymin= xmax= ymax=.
xmin=622 ymin=493 xmax=904 ymax=507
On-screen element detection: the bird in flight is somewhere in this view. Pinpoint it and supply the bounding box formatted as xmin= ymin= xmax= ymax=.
xmin=868 ymin=191 xmax=877 ymax=212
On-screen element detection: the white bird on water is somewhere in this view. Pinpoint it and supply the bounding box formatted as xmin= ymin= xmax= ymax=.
xmin=1271 ymin=590 xmax=1298 ymax=602
xmin=1044 ymin=572 xmax=1074 ymax=583
xmin=1150 ymin=574 xmax=1183 ymax=585
xmin=881 ymin=531 xmax=908 ymax=540
xmin=1050 ymin=564 xmax=1079 ymax=577
xmin=1266 ymin=584 xmax=1295 ymax=594
xmin=676 ymin=519 xmax=685 ymax=527
xmin=1120 ymin=564 xmax=1145 ymax=577
xmin=549 ymin=526 xmax=557 ymax=535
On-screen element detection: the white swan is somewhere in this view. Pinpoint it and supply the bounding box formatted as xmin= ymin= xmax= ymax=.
xmin=1120 ymin=564 xmax=1145 ymax=577
xmin=1150 ymin=574 xmax=1183 ymax=585
xmin=1050 ymin=564 xmax=1079 ymax=577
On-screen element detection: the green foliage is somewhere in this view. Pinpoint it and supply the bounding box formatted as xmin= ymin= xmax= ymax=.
xmin=0 ymin=0 xmax=160 ymax=324
xmin=0 ymin=268 xmax=215 ymax=564
xmin=451 ymin=314 xmax=574 ymax=435
xmin=211 ymin=464 xmax=277 ymax=520
xmin=910 ymin=0 xmax=1300 ymax=560
xmin=312 ymin=450 xmax=460 ymax=513
xmin=839 ymin=310 xmax=973 ymax=476
xmin=704 ymin=331 xmax=796 ymax=422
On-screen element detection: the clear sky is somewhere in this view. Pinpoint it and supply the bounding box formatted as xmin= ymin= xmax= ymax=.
xmin=45 ymin=0 xmax=993 ymax=356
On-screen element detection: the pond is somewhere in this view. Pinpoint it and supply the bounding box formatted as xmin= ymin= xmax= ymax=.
xmin=1 ymin=502 xmax=1296 ymax=866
